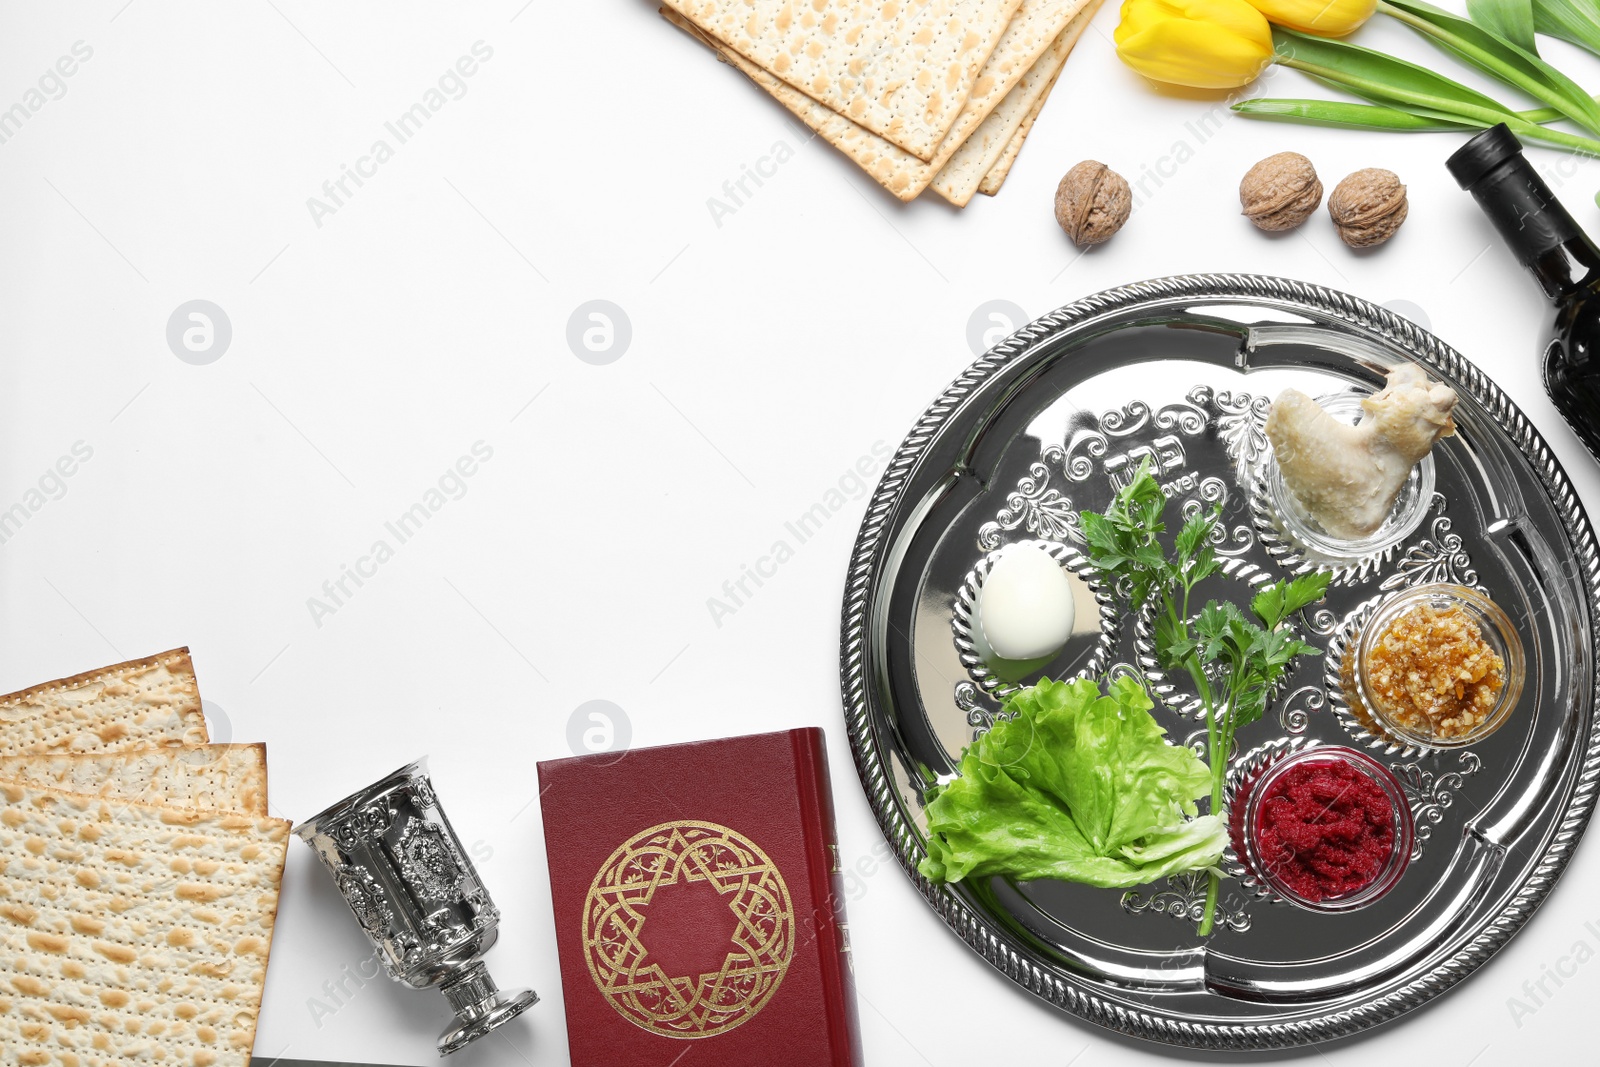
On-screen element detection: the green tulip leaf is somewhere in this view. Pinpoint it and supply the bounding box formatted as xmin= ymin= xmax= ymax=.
xmin=1233 ymin=97 xmax=1477 ymax=130
xmin=1468 ymin=0 xmax=1539 ymax=53
xmin=1379 ymin=0 xmax=1600 ymax=136
xmin=1274 ymin=27 xmax=1519 ymax=118
xmin=1236 ymin=94 xmax=1570 ymax=128
xmin=1535 ymin=0 xmax=1600 ymax=57
xmin=1270 ymin=29 xmax=1600 ymax=154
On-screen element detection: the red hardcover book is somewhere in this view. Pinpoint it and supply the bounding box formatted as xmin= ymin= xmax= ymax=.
xmin=537 ymin=728 xmax=863 ymax=1067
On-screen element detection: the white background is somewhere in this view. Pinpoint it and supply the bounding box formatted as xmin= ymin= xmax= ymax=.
xmin=3 ymin=2 xmax=1600 ymax=1065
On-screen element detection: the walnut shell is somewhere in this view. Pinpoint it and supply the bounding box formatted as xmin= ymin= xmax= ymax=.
xmin=1329 ymin=168 xmax=1408 ymax=248
xmin=1239 ymin=152 xmax=1322 ymax=231
xmin=1054 ymin=161 xmax=1131 ymax=246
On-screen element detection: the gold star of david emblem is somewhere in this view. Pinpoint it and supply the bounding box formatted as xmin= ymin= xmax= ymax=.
xmin=581 ymin=820 xmax=795 ymax=1039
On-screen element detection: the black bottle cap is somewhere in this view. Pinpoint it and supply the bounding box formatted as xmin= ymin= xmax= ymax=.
xmin=1446 ymin=123 xmax=1523 ymax=189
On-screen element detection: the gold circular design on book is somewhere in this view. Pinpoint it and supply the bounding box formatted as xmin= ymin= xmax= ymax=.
xmin=581 ymin=820 xmax=795 ymax=1039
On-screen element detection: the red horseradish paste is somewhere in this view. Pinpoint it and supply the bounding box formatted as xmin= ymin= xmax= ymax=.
xmin=1253 ymin=758 xmax=1395 ymax=903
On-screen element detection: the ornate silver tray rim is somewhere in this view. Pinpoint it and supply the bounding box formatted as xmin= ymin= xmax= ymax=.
xmin=837 ymin=274 xmax=1600 ymax=1049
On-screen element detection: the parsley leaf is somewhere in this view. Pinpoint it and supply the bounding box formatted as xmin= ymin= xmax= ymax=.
xmin=1078 ymin=460 xmax=1329 ymax=935
xmin=1254 ymin=571 xmax=1330 ymax=628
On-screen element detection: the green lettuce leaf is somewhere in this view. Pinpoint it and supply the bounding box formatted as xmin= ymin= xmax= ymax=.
xmin=919 ymin=676 xmax=1226 ymax=888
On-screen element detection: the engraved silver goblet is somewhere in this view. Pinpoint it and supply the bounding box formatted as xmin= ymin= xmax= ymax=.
xmin=295 ymin=758 xmax=537 ymax=1055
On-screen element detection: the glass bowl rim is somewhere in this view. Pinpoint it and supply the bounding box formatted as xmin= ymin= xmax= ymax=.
xmin=1240 ymin=745 xmax=1416 ymax=913
xmin=1354 ymin=582 xmax=1526 ymax=749
xmin=1264 ymin=390 xmax=1436 ymax=561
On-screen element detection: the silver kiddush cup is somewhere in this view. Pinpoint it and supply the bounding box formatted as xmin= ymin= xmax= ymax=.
xmin=295 ymin=759 xmax=537 ymax=1055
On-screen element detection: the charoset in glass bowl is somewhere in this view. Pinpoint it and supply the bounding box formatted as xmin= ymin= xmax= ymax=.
xmin=1354 ymin=582 xmax=1526 ymax=749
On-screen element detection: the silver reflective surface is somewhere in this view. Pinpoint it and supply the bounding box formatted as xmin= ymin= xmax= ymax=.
xmin=839 ymin=276 xmax=1600 ymax=1048
xmin=295 ymin=760 xmax=538 ymax=1055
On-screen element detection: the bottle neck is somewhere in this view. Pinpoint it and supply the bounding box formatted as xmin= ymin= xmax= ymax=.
xmin=1466 ymin=156 xmax=1600 ymax=301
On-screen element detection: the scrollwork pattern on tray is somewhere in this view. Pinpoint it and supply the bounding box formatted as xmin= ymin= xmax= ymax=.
xmin=955 ymin=682 xmax=990 ymax=733
xmin=1379 ymin=505 xmax=1480 ymax=592
xmin=1392 ymin=751 xmax=1484 ymax=860
xmin=1063 ymin=429 xmax=1108 ymax=481
xmin=1184 ymin=485 xmax=1253 ymax=557
xmin=1122 ymin=871 xmax=1252 ymax=933
xmin=1196 ymin=474 xmax=1229 ymax=505
xmin=1197 ymin=386 xmax=1272 ymax=472
xmin=1211 ymin=521 xmax=1257 ymax=556
xmin=977 ymin=460 xmax=1081 ymax=549
xmin=1107 ymin=661 xmax=1145 ymax=686
xmin=1060 ymin=400 xmax=1209 ymax=482
xmin=1277 ymin=685 xmax=1326 ymax=735
xmin=1305 ymin=607 xmax=1341 ymax=636
xmin=1154 ymin=400 xmax=1210 ymax=437
xmin=1099 ymin=400 xmax=1153 ymax=436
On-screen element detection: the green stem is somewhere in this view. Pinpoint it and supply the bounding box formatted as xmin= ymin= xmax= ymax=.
xmin=1202 ymin=870 xmax=1221 ymax=936
xmin=1165 ymin=585 xmax=1225 ymax=938
xmin=1185 ymin=654 xmax=1222 ymax=938
xmin=1483 ymin=115 xmax=1600 ymax=154
xmin=1211 ymin=673 xmax=1238 ymax=807
xmin=1377 ymin=0 xmax=1600 ymax=138
xmin=1279 ymin=55 xmax=1522 ymax=122
xmin=1278 ymin=56 xmax=1600 ymax=155
xmin=1233 ymin=97 xmax=1574 ymax=132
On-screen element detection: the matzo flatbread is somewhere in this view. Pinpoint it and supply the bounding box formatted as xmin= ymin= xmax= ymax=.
xmin=665 ymin=1 xmax=1093 ymax=202
xmin=664 ymin=0 xmax=1024 ymax=161
xmin=934 ymin=3 xmax=1096 ymax=205
xmin=978 ymin=52 xmax=1061 ymax=196
xmin=919 ymin=0 xmax=1094 ymax=197
xmin=0 ymin=649 xmax=208 ymax=757
xmin=0 ymin=744 xmax=267 ymax=816
xmin=0 ymin=778 xmax=288 ymax=1066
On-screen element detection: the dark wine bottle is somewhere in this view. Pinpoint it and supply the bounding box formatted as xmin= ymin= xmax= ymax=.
xmin=1447 ymin=123 xmax=1600 ymax=464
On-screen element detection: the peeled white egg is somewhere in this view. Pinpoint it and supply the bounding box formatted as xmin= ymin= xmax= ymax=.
xmin=975 ymin=543 xmax=1077 ymax=663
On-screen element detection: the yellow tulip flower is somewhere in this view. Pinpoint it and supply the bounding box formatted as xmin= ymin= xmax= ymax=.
xmin=1245 ymin=0 xmax=1376 ymax=36
xmin=1115 ymin=0 xmax=1276 ymax=89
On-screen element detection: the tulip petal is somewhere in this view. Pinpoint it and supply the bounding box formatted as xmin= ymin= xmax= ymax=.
xmin=1118 ymin=17 xmax=1274 ymax=87
xmin=1247 ymin=0 xmax=1376 ymax=36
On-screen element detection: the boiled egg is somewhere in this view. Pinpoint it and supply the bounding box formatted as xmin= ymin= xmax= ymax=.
xmin=975 ymin=542 xmax=1077 ymax=664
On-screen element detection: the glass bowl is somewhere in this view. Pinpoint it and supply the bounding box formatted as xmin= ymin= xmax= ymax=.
xmin=1354 ymin=583 xmax=1526 ymax=749
xmin=1264 ymin=391 xmax=1435 ymax=564
xmin=1240 ymin=746 xmax=1414 ymax=913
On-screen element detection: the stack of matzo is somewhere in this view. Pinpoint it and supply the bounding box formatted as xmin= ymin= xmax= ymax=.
xmin=0 ymin=648 xmax=288 ymax=1065
xmin=661 ymin=0 xmax=1106 ymax=204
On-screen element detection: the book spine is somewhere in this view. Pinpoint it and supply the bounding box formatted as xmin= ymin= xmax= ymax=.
xmin=791 ymin=727 xmax=864 ymax=1067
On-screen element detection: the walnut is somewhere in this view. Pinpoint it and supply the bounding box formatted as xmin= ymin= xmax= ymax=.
xmin=1329 ymin=168 xmax=1408 ymax=248
xmin=1239 ymin=152 xmax=1322 ymax=231
xmin=1054 ymin=161 xmax=1131 ymax=246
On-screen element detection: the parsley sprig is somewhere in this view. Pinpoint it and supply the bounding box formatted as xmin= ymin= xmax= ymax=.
xmin=1082 ymin=460 xmax=1330 ymax=935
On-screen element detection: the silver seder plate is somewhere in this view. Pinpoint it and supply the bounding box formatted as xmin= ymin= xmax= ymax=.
xmin=839 ymin=275 xmax=1600 ymax=1048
